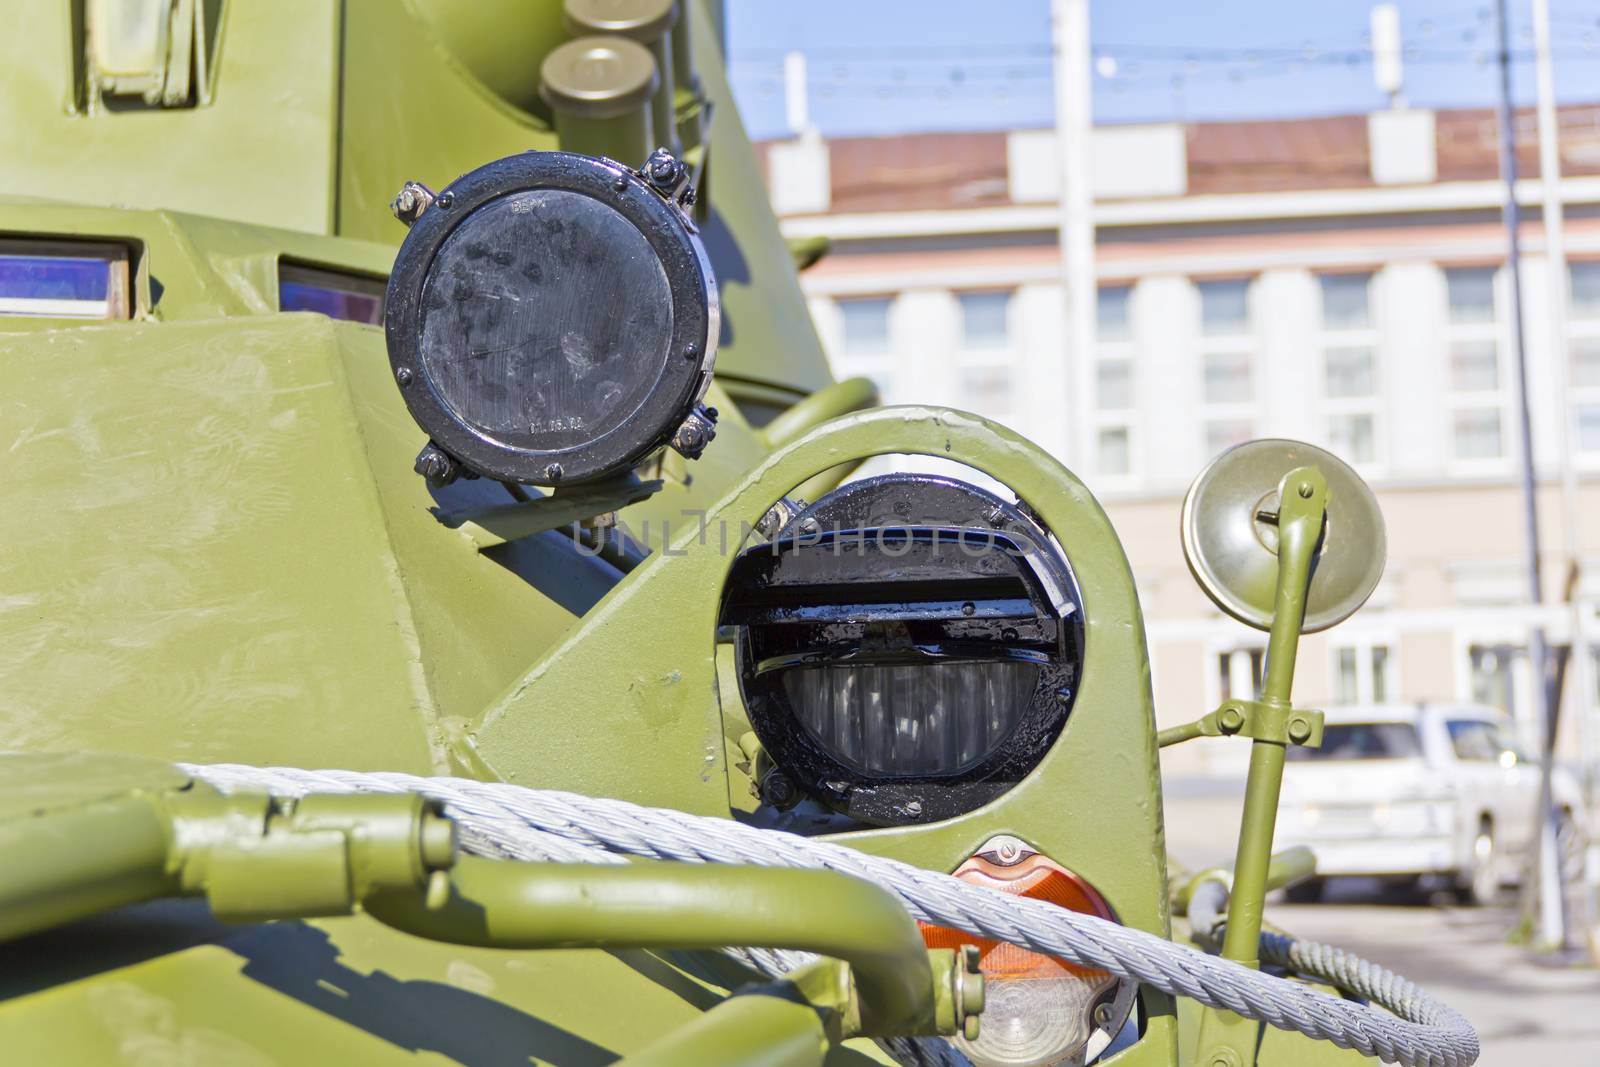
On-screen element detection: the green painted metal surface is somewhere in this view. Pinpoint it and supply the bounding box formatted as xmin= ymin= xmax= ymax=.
xmin=0 ymin=3 xmax=1390 ymax=1064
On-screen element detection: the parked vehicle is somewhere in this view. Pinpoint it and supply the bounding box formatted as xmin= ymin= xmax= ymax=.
xmin=1276 ymin=703 xmax=1585 ymax=904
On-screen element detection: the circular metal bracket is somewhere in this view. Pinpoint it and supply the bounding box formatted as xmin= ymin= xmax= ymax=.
xmin=1180 ymin=439 xmax=1385 ymax=633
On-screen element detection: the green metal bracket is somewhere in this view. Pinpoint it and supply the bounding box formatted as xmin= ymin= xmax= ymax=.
xmin=619 ymin=948 xmax=981 ymax=1067
xmin=0 ymin=759 xmax=457 ymax=942
xmin=433 ymin=472 xmax=664 ymax=551
xmin=365 ymin=856 xmax=979 ymax=1040
xmin=1158 ymin=699 xmax=1324 ymax=750
xmin=619 ymin=958 xmax=848 ymax=1067
xmin=1194 ymin=466 xmax=1328 ymax=1067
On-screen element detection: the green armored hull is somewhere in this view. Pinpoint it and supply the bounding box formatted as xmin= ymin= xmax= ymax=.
xmin=0 ymin=4 xmax=1473 ymax=1067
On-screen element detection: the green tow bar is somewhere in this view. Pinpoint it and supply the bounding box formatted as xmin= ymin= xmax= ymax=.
xmin=0 ymin=754 xmax=980 ymax=1067
xmin=1192 ymin=466 xmax=1329 ymax=1067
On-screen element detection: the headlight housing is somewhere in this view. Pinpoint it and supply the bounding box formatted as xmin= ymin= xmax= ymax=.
xmin=384 ymin=150 xmax=718 ymax=487
xmin=721 ymin=474 xmax=1083 ymax=826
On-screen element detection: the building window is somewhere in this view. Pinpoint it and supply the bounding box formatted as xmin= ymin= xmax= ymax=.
xmin=1197 ymin=279 xmax=1256 ymax=456
xmin=954 ymin=290 xmax=1015 ymax=420
xmin=840 ymin=296 xmax=889 ymax=353
xmin=1217 ymin=647 xmax=1265 ymax=701
xmin=834 ymin=296 xmax=895 ymax=401
xmin=1203 ymin=351 xmax=1252 ymax=403
xmin=1093 ymin=285 xmax=1137 ymax=479
xmin=958 ymin=290 xmax=1011 ymax=349
xmin=1098 ymin=284 xmax=1132 ymax=341
xmin=1333 ymin=642 xmax=1394 ymax=704
xmin=1200 ymin=279 xmax=1250 ymax=335
xmin=1468 ymin=643 xmax=1523 ymax=716
xmin=1318 ymin=273 xmax=1380 ymax=466
xmin=1569 ymin=263 xmax=1600 ymax=456
xmin=1444 ymin=267 xmax=1506 ymax=463
xmin=1096 ymin=426 xmax=1131 ymax=476
xmin=1096 ymin=361 xmax=1132 ymax=409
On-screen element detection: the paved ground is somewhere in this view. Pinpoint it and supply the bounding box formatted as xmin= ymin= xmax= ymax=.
xmin=1163 ymin=775 xmax=1600 ymax=1066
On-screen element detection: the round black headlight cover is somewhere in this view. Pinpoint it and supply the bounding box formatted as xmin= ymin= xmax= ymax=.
xmin=385 ymin=151 xmax=718 ymax=485
xmin=721 ymin=475 xmax=1085 ymax=826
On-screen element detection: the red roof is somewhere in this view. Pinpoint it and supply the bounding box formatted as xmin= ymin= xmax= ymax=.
xmin=1186 ymin=114 xmax=1371 ymax=194
xmin=758 ymin=103 xmax=1600 ymax=213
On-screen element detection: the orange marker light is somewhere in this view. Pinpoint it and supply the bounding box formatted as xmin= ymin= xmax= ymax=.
xmin=920 ymin=847 xmax=1129 ymax=1067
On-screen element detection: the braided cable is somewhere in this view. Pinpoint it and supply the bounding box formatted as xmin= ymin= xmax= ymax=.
xmin=183 ymin=764 xmax=1479 ymax=1067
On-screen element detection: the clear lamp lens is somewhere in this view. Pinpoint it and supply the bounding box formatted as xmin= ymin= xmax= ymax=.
xmin=958 ymin=975 xmax=1100 ymax=1067
xmin=781 ymin=660 xmax=1038 ymax=775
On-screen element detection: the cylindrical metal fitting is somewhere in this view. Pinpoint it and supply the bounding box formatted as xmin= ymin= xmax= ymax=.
xmin=539 ymin=36 xmax=659 ymax=162
xmin=669 ymin=0 xmax=701 ymax=145
xmin=564 ymin=0 xmax=680 ymax=154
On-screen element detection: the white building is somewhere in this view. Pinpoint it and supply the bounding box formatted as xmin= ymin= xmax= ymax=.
xmin=759 ymin=105 xmax=1600 ymax=774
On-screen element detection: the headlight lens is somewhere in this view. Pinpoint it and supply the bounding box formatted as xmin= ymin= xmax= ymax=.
xmin=721 ymin=474 xmax=1083 ymax=825
xmin=780 ymin=658 xmax=1039 ymax=776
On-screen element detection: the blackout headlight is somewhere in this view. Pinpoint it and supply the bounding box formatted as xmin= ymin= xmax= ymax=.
xmin=720 ymin=474 xmax=1083 ymax=826
xmin=384 ymin=149 xmax=717 ymax=487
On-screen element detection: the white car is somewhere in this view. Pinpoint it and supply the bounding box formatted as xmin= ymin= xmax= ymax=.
xmin=1273 ymin=703 xmax=1584 ymax=904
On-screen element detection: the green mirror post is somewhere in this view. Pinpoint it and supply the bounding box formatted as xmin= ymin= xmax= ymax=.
xmin=1196 ymin=465 xmax=1328 ymax=1067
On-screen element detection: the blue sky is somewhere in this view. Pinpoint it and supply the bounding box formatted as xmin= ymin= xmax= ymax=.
xmin=726 ymin=0 xmax=1600 ymax=139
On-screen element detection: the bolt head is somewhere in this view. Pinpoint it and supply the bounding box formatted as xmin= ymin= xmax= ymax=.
xmin=1288 ymin=717 xmax=1312 ymax=743
xmin=415 ymin=450 xmax=453 ymax=481
xmin=437 ymin=191 xmax=454 ymax=209
xmin=647 ymin=155 xmax=680 ymax=184
xmin=761 ymin=770 xmax=798 ymax=809
xmin=395 ymin=367 xmax=413 ymax=386
xmin=1297 ymin=481 xmax=1314 ymax=498
xmin=544 ymin=462 xmax=563 ymax=482
xmin=683 ymin=342 xmax=699 ymax=360
xmin=613 ymin=174 xmax=629 ymax=191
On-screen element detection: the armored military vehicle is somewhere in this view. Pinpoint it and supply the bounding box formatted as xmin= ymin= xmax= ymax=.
xmin=0 ymin=3 xmax=1475 ymax=1066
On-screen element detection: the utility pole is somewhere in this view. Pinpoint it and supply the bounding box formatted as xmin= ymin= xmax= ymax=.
xmin=1531 ymin=0 xmax=1597 ymax=958
xmin=1493 ymin=0 xmax=1566 ymax=949
xmin=1051 ymin=0 xmax=1094 ymax=469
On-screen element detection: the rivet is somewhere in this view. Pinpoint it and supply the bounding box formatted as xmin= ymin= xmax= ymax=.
xmin=437 ymin=191 xmax=454 ymax=209
xmin=1289 ymin=717 xmax=1312 ymax=743
xmin=613 ymin=175 xmax=628 ymax=192
xmin=545 ymin=462 xmax=563 ymax=482
xmin=1297 ymin=482 xmax=1314 ymax=498
xmin=395 ymin=367 xmax=413 ymax=386
xmin=684 ymin=342 xmax=699 ymax=360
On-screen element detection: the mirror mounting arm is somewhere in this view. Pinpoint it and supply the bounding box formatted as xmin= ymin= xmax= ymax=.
xmin=1195 ymin=465 xmax=1328 ymax=1067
